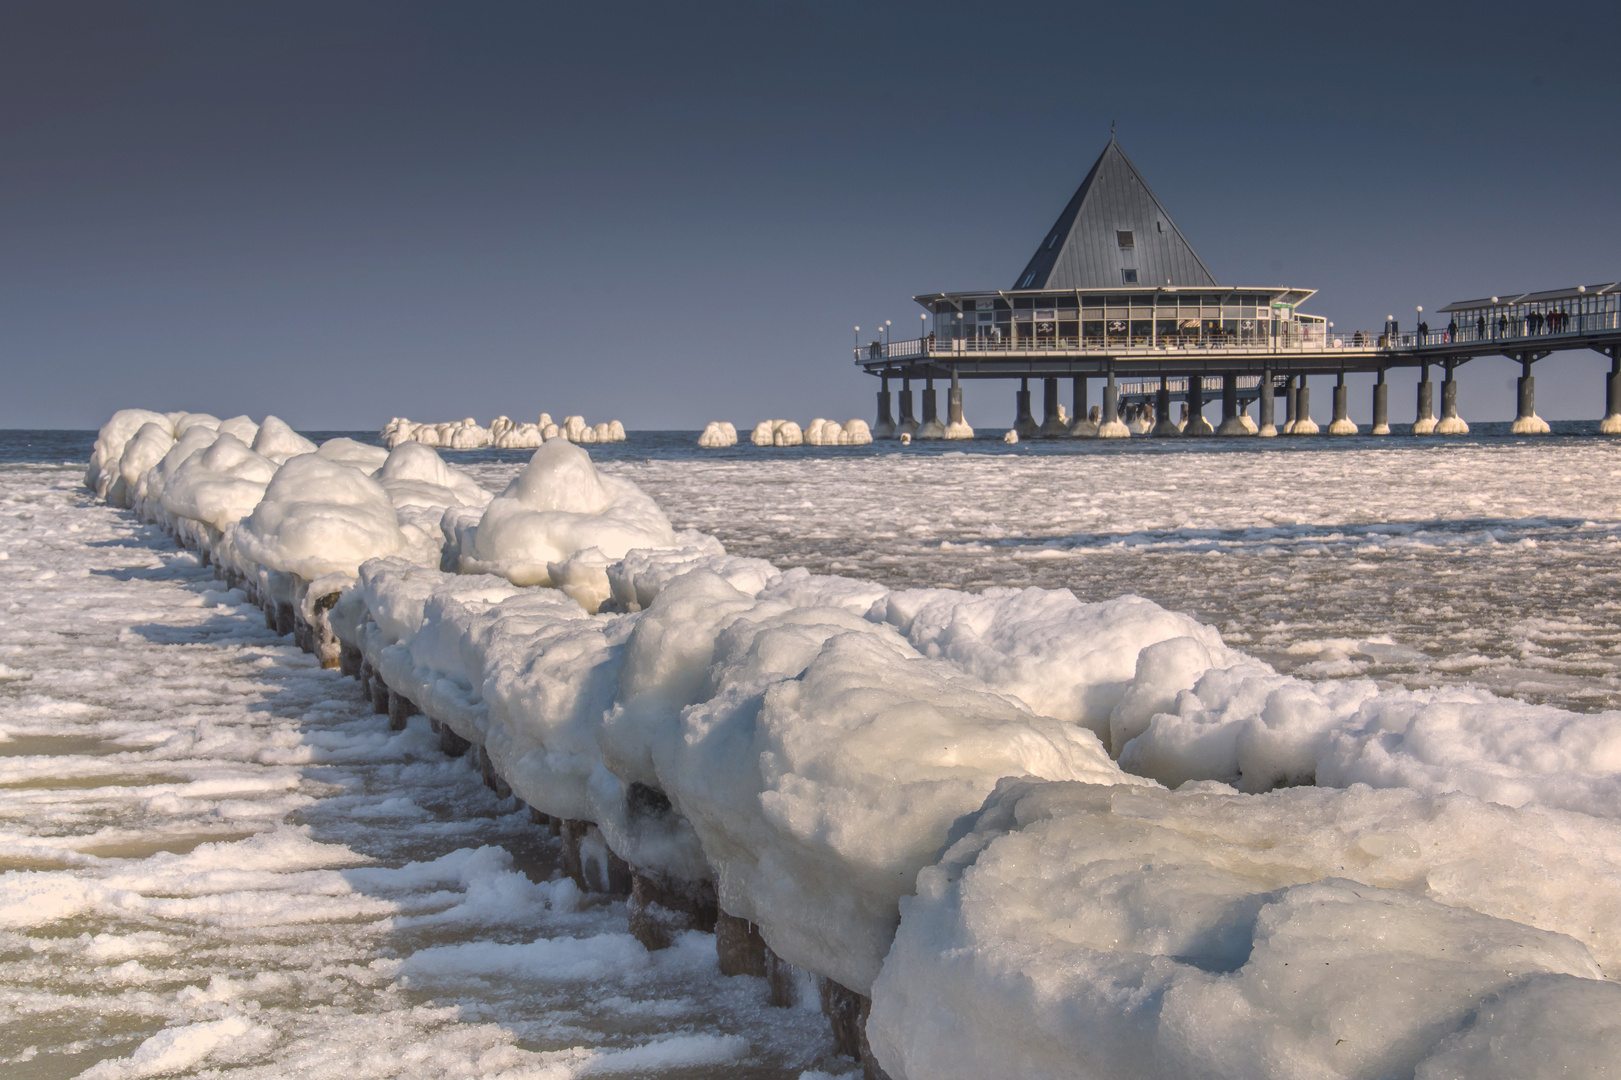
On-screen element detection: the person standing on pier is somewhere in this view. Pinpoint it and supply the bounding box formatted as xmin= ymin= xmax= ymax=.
xmin=1498 ymin=314 xmax=1508 ymax=337
xmin=1476 ymin=315 xmax=1485 ymax=340
xmin=1447 ymin=318 xmax=1457 ymax=342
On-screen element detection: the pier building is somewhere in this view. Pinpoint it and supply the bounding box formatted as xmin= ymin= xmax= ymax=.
xmin=855 ymin=137 xmax=1621 ymax=437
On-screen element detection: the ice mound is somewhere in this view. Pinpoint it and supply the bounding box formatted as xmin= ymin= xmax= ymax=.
xmin=160 ymin=433 xmax=279 ymax=534
xmin=1111 ymin=649 xmax=1621 ymax=817
xmin=605 ymin=538 xmax=775 ymax=612
xmin=133 ymin=423 xmax=219 ymax=520
xmin=250 ymin=416 xmax=318 ymax=464
xmin=868 ymin=777 xmax=1621 ymax=1080
xmin=490 ymin=415 xmax=545 ymax=448
xmin=113 ymin=422 xmax=177 ymax=508
xmin=658 ymin=628 xmax=1143 ymax=995
xmin=316 ymin=437 xmax=389 ymax=472
xmin=458 ymin=440 xmax=680 ymax=593
xmin=872 ymin=588 xmax=1235 ymax=749
xmin=87 ymin=408 xmax=170 ymax=498
xmin=227 ymin=453 xmax=406 ymax=580
xmin=383 ymin=414 xmax=624 ymax=449
xmin=371 ymin=442 xmax=492 ymax=567
xmin=751 ymin=420 xmax=803 ymax=447
xmin=803 ymin=418 xmax=874 ymax=446
xmin=697 ymin=421 xmax=737 ymax=448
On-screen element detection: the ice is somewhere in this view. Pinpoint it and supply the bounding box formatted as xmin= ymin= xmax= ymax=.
xmin=458 ymin=440 xmax=680 ymax=591
xmin=50 ymin=417 xmax=1621 ymax=1072
xmin=114 ymin=421 xmax=175 ymax=507
xmin=871 ymin=587 xmax=1239 ymax=748
xmin=317 ymin=436 xmax=390 ymax=472
xmin=698 ymin=421 xmax=738 ymax=448
xmin=227 ymin=452 xmax=407 ymax=581
xmin=655 ymin=623 xmax=1141 ymax=995
xmin=87 ymin=408 xmax=170 ymax=498
xmin=1111 ymin=650 xmax=1621 ymax=816
xmin=249 ymin=415 xmax=318 ymax=463
xmin=867 ymin=777 xmax=1621 ymax=1080
xmin=803 ymin=419 xmax=873 ymax=446
xmin=751 ymin=420 xmax=803 ymax=446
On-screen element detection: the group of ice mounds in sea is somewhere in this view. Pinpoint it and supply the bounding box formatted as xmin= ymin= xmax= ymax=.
xmin=382 ymin=412 xmax=626 ymax=450
xmin=709 ymin=417 xmax=873 ymax=447
xmin=83 ymin=405 xmax=1621 ymax=1079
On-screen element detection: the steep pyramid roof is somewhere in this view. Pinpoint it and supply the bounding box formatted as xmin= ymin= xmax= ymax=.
xmin=1012 ymin=138 xmax=1218 ymax=291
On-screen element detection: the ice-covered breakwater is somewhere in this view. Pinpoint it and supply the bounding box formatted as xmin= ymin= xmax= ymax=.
xmin=86 ymin=408 xmax=1621 ymax=1078
xmin=382 ymin=413 xmax=627 ymax=450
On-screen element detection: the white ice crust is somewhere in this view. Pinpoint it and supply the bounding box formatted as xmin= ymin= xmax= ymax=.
xmin=459 ymin=440 xmax=680 ymax=593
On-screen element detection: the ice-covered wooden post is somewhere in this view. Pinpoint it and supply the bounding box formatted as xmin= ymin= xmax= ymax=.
xmin=1511 ymin=354 xmax=1551 ymax=434
xmin=1329 ymin=372 xmax=1358 ymax=434
xmin=1436 ymin=361 xmax=1469 ymax=434
xmin=1414 ymin=361 xmax=1437 ymax=434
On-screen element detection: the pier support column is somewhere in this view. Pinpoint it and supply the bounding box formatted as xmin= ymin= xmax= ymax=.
xmin=1511 ymin=356 xmax=1550 ymax=434
xmin=917 ymin=377 xmax=945 ymax=438
xmin=874 ymin=375 xmax=896 ymax=438
xmin=1216 ymin=373 xmax=1248 ymax=435
xmin=1329 ymin=372 xmax=1358 ymax=434
xmin=1414 ymin=363 xmax=1436 ymax=434
xmin=1098 ymin=371 xmax=1130 ymax=437
xmin=897 ymin=378 xmax=918 ymax=437
xmin=1436 ymin=364 xmax=1469 ymax=434
xmin=1372 ymin=369 xmax=1390 ymax=434
xmin=1038 ymin=377 xmax=1066 ymax=436
xmin=1283 ymin=375 xmax=1298 ymax=434
xmin=1293 ymin=376 xmax=1319 ymax=434
xmin=944 ymin=368 xmax=973 ymax=439
xmin=1603 ymin=349 xmax=1621 ymax=434
xmin=1151 ymin=376 xmax=1180 ymax=436
xmin=1069 ymin=376 xmax=1096 ymax=436
xmin=1013 ymin=378 xmax=1038 ymax=438
xmin=1183 ymin=375 xmax=1214 ymax=435
xmin=1258 ymin=369 xmax=1277 ymax=436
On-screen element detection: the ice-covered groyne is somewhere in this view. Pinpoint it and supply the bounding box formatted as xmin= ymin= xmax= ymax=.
xmin=382 ymin=412 xmax=627 ymax=450
xmin=87 ymin=408 xmax=1621 ymax=1079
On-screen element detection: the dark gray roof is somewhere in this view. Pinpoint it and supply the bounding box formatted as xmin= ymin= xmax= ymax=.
xmin=1438 ymin=283 xmax=1621 ymax=312
xmin=1013 ymin=139 xmax=1218 ymax=291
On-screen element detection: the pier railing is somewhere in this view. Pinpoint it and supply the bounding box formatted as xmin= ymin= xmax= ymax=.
xmin=856 ymin=308 xmax=1621 ymax=365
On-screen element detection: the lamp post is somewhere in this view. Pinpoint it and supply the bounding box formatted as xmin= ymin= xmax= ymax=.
xmin=885 ymin=320 xmax=892 ymax=347
xmin=1416 ymin=305 xmax=1423 ymax=345
xmin=854 ymin=326 xmax=860 ymax=355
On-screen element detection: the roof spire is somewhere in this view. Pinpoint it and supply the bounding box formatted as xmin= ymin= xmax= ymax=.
xmin=1010 ymin=137 xmax=1217 ymax=291
xmin=1110 ymin=119 xmax=1116 ymax=138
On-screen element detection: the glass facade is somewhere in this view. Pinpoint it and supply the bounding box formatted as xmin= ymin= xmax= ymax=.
xmin=929 ymin=290 xmax=1304 ymax=349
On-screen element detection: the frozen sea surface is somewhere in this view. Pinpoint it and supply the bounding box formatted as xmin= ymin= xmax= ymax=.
xmin=0 ymin=450 xmax=840 ymax=1078
xmin=9 ymin=426 xmax=1621 ymax=1076
xmin=539 ymin=429 xmax=1621 ymax=712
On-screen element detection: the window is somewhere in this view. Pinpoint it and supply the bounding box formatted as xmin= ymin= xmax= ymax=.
xmin=1156 ymin=221 xmax=1164 ymax=233
xmin=1117 ymin=230 xmax=1135 ymax=249
xmin=1019 ymin=271 xmax=1037 ymax=288
xmin=1122 ymin=269 xmax=1139 ymax=284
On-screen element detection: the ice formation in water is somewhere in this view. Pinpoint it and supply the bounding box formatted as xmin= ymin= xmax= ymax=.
xmin=698 ymin=421 xmax=738 ymax=447
xmin=78 ymin=408 xmax=1621 ymax=1078
xmin=382 ymin=413 xmax=627 ymax=449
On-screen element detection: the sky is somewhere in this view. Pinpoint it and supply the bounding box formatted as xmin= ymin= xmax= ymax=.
xmin=4 ymin=0 xmax=1620 ymax=431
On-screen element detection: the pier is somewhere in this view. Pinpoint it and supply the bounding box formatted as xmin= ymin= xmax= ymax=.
xmin=854 ymin=138 xmax=1621 ymax=436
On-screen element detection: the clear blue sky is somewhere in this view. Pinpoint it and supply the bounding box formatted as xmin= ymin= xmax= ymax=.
xmin=4 ymin=1 xmax=1619 ymax=431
